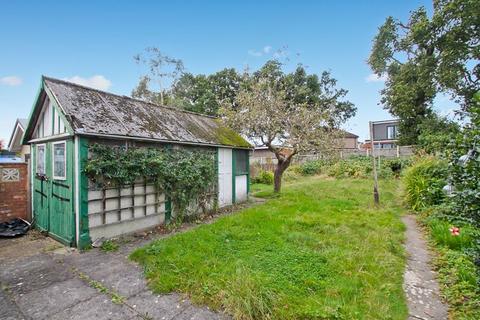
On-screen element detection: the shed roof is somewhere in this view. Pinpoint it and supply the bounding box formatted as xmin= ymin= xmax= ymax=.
xmin=34 ymin=76 xmax=250 ymax=148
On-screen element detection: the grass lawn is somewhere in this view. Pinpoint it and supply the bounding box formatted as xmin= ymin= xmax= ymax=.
xmin=131 ymin=177 xmax=408 ymax=319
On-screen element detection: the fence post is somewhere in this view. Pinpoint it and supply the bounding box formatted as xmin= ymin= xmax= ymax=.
xmin=396 ymin=145 xmax=400 ymax=158
xmin=369 ymin=121 xmax=380 ymax=205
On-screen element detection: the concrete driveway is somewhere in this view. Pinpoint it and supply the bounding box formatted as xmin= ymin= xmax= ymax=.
xmin=0 ymin=231 xmax=226 ymax=320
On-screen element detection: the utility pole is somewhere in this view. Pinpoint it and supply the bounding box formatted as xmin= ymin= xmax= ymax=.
xmin=369 ymin=121 xmax=380 ymax=204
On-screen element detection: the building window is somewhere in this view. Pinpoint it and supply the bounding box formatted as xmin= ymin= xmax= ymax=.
xmin=52 ymin=141 xmax=66 ymax=180
xmin=36 ymin=144 xmax=46 ymax=175
xmin=387 ymin=125 xmax=397 ymax=139
xmin=234 ymin=149 xmax=249 ymax=175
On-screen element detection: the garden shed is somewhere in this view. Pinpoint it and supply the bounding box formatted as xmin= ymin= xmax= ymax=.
xmin=23 ymin=76 xmax=251 ymax=248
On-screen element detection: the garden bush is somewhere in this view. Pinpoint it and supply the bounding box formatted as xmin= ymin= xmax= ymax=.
xmin=251 ymin=170 xmax=274 ymax=185
xmin=446 ymin=94 xmax=480 ymax=227
xmin=297 ymin=160 xmax=326 ymax=175
xmin=403 ymin=157 xmax=448 ymax=211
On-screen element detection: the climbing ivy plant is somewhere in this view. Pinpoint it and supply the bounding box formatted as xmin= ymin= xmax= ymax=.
xmin=84 ymin=144 xmax=217 ymax=218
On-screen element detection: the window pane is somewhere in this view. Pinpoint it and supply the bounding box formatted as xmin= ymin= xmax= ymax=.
xmin=387 ymin=126 xmax=395 ymax=139
xmin=234 ymin=150 xmax=248 ymax=175
xmin=37 ymin=145 xmax=45 ymax=174
xmin=53 ymin=143 xmax=66 ymax=178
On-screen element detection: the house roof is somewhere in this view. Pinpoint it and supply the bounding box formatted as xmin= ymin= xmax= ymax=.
xmin=370 ymin=119 xmax=399 ymax=125
xmin=7 ymin=118 xmax=28 ymax=151
xmin=25 ymin=76 xmax=250 ymax=148
xmin=340 ymin=130 xmax=358 ymax=138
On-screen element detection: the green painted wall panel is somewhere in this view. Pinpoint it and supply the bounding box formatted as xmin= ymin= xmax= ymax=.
xmin=78 ymin=136 xmax=91 ymax=249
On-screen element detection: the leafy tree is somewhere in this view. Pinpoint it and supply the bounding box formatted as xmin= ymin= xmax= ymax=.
xmin=368 ymin=0 xmax=479 ymax=145
xmin=221 ymin=62 xmax=355 ymax=193
xmin=171 ymin=68 xmax=242 ymax=115
xmin=417 ymin=115 xmax=460 ymax=154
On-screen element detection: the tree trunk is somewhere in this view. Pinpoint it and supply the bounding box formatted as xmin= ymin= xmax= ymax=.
xmin=273 ymin=157 xmax=292 ymax=193
xmin=274 ymin=166 xmax=284 ymax=193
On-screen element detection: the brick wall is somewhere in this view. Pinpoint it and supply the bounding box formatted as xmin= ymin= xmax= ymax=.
xmin=0 ymin=163 xmax=28 ymax=222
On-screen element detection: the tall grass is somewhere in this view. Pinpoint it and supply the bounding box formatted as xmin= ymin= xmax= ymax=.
xmin=403 ymin=156 xmax=448 ymax=211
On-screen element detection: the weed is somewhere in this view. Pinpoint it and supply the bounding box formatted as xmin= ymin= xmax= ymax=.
xmin=100 ymin=239 xmax=120 ymax=252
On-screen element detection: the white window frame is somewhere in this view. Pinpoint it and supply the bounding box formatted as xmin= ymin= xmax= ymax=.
xmin=52 ymin=140 xmax=67 ymax=180
xmin=36 ymin=144 xmax=46 ymax=175
xmin=387 ymin=125 xmax=396 ymax=139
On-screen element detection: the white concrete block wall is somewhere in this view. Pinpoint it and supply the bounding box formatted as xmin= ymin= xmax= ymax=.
xmin=87 ymin=181 xmax=165 ymax=242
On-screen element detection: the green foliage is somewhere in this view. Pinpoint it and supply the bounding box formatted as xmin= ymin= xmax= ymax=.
xmin=368 ymin=0 xmax=479 ymax=144
xmin=403 ymin=157 xmax=448 ymax=211
xmin=417 ymin=115 xmax=460 ymax=154
xmin=424 ymin=217 xmax=475 ymax=251
xmin=252 ymin=61 xmax=356 ymax=123
xmin=298 ymin=160 xmax=326 ymax=175
xmin=84 ymin=144 xmax=216 ymax=217
xmin=251 ymin=170 xmax=274 ymax=185
xmin=131 ymin=178 xmax=408 ymax=319
xmin=100 ymin=239 xmax=120 ymax=252
xmin=171 ymin=69 xmax=242 ymax=116
xmin=289 ymin=156 xmax=412 ymax=179
xmin=434 ymin=247 xmax=480 ymax=319
xmin=447 ymin=93 xmax=480 ymax=227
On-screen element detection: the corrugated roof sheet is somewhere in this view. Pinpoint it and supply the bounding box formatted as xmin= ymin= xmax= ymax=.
xmin=43 ymin=76 xmax=250 ymax=148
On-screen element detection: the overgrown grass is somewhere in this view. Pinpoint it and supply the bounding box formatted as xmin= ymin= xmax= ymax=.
xmin=131 ymin=177 xmax=408 ymax=319
xmin=420 ymin=213 xmax=480 ymax=319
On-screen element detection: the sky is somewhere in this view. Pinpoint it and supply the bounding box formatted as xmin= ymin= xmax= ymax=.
xmin=0 ymin=0 xmax=455 ymax=145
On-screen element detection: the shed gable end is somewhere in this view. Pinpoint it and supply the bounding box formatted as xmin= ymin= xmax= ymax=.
xmin=24 ymin=81 xmax=74 ymax=144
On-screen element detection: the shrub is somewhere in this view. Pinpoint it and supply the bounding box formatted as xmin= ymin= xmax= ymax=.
xmin=252 ymin=170 xmax=274 ymax=185
xmin=384 ymin=158 xmax=412 ymax=177
xmin=446 ymin=93 xmax=480 ymax=227
xmin=403 ymin=157 xmax=448 ymax=211
xmin=298 ymin=160 xmax=325 ymax=175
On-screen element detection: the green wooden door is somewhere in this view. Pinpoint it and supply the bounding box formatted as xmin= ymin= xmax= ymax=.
xmin=49 ymin=140 xmax=75 ymax=244
xmin=32 ymin=143 xmax=50 ymax=232
xmin=32 ymin=140 xmax=75 ymax=245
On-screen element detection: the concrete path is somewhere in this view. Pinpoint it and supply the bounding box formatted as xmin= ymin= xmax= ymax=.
xmin=402 ymin=215 xmax=449 ymax=320
xmin=0 ymin=232 xmax=227 ymax=320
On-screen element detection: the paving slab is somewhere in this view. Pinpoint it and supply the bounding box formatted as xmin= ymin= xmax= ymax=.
xmin=48 ymin=294 xmax=139 ymax=320
xmin=402 ymin=215 xmax=449 ymax=320
xmin=0 ymin=253 xmax=73 ymax=295
xmin=0 ymin=288 xmax=27 ymax=320
xmin=14 ymin=278 xmax=99 ymax=320
xmin=0 ymin=232 xmax=228 ymax=320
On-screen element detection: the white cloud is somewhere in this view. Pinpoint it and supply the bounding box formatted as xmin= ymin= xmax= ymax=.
xmin=365 ymin=73 xmax=388 ymax=83
xmin=247 ymin=49 xmax=263 ymax=57
xmin=0 ymin=76 xmax=22 ymax=86
xmin=248 ymin=45 xmax=272 ymax=57
xmin=63 ymin=75 xmax=112 ymax=90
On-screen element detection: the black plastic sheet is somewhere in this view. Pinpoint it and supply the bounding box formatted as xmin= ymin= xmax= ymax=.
xmin=0 ymin=218 xmax=30 ymax=237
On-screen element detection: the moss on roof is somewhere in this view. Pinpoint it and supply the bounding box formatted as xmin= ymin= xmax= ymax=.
xmin=41 ymin=76 xmax=251 ymax=148
xmin=213 ymin=120 xmax=251 ymax=148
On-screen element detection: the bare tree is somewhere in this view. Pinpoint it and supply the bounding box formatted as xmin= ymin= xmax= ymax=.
xmin=133 ymin=47 xmax=184 ymax=105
